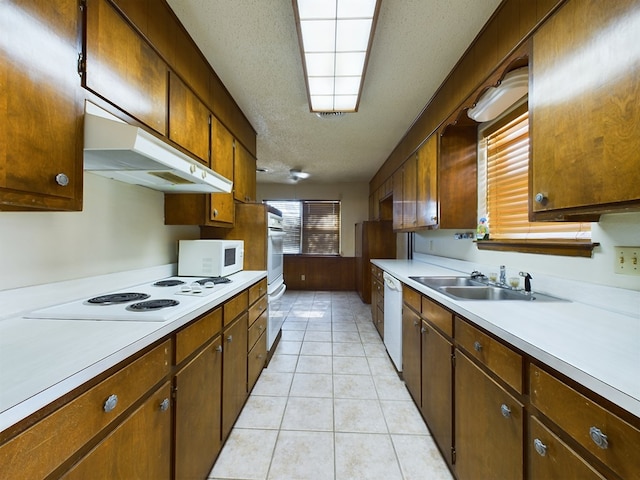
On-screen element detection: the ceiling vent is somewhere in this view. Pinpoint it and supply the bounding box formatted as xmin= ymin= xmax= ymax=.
xmin=315 ymin=111 xmax=346 ymax=119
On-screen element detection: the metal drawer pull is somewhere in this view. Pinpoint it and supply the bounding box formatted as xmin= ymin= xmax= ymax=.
xmin=215 ymin=345 xmax=223 ymax=353
xmin=533 ymin=438 xmax=547 ymax=456
xmin=55 ymin=173 xmax=70 ymax=186
xmin=500 ymin=404 xmax=511 ymax=418
xmin=159 ymin=398 xmax=170 ymax=412
xmin=421 ymin=326 xmax=427 ymax=334
xmin=473 ymin=341 xmax=482 ymax=352
xmin=103 ymin=394 xmax=118 ymax=413
xmin=589 ymin=426 xmax=609 ymax=449
xmin=227 ymin=335 xmax=233 ymax=343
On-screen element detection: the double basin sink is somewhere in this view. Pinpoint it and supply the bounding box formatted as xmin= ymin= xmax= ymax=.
xmin=409 ymin=276 xmax=566 ymax=302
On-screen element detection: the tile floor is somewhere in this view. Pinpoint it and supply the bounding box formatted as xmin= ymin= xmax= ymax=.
xmin=209 ymin=291 xmax=453 ymax=480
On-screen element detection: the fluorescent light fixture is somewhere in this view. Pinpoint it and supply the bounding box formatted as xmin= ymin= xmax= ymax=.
xmin=293 ymin=0 xmax=381 ymax=113
xmin=467 ymin=67 xmax=529 ymax=122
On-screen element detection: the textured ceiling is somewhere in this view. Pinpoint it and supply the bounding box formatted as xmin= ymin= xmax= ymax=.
xmin=166 ymin=0 xmax=503 ymax=185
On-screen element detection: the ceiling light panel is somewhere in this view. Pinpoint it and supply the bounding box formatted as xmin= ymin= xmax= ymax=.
xmin=294 ymin=0 xmax=380 ymax=112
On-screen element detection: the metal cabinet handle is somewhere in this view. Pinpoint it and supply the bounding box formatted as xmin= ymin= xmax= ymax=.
xmin=55 ymin=173 xmax=70 ymax=186
xmin=589 ymin=426 xmax=609 ymax=449
xmin=215 ymin=345 xmax=223 ymax=353
xmin=473 ymin=341 xmax=482 ymax=352
xmin=227 ymin=335 xmax=233 ymax=343
xmin=421 ymin=326 xmax=427 ymax=334
xmin=413 ymin=320 xmax=419 ymax=326
xmin=500 ymin=404 xmax=511 ymax=418
xmin=534 ymin=192 xmax=548 ymax=204
xmin=533 ymin=438 xmax=547 ymax=456
xmin=213 ymin=208 xmax=219 ymax=217
xmin=103 ymin=394 xmax=118 ymax=413
xmin=159 ymin=398 xmax=170 ymax=412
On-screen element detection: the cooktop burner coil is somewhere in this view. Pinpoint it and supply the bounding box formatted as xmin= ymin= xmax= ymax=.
xmin=127 ymin=299 xmax=180 ymax=311
xmin=153 ymin=279 xmax=186 ymax=287
xmin=87 ymin=293 xmax=150 ymax=305
xmin=194 ymin=277 xmax=232 ymax=285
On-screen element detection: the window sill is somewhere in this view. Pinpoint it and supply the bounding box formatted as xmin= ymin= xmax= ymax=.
xmin=475 ymin=239 xmax=599 ymax=257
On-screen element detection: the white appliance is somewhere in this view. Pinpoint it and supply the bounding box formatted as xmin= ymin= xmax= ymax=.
xmin=25 ymin=276 xmax=235 ymax=322
xmin=266 ymin=209 xmax=286 ymax=349
xmin=83 ymin=103 xmax=232 ymax=194
xmin=178 ymin=240 xmax=244 ymax=277
xmin=383 ymin=272 xmax=403 ymax=371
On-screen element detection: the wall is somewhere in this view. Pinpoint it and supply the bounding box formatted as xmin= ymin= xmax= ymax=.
xmin=0 ymin=173 xmax=199 ymax=291
xmin=414 ymin=212 xmax=640 ymax=291
xmin=256 ymin=182 xmax=370 ymax=257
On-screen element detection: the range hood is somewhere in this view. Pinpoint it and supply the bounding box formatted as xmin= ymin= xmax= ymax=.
xmin=83 ymin=111 xmax=232 ymax=194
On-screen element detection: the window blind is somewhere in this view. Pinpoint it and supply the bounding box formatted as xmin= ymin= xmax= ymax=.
xmin=484 ymin=108 xmax=590 ymax=240
xmin=265 ymin=200 xmax=341 ymax=254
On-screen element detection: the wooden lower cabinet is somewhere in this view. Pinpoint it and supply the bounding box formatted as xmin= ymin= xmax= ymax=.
xmin=221 ymin=312 xmax=248 ymax=439
xmin=528 ymin=415 xmax=605 ymax=480
xmin=61 ymin=382 xmax=172 ymax=480
xmin=454 ymin=350 xmax=524 ymax=480
xmin=420 ymin=320 xmax=453 ymax=466
xmin=401 ymin=297 xmax=422 ymax=406
xmin=174 ymin=336 xmax=223 ymax=480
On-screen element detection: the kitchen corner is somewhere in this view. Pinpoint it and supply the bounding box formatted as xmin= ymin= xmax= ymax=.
xmin=0 ymin=265 xmax=266 ymax=432
xmin=371 ymin=254 xmax=640 ymax=419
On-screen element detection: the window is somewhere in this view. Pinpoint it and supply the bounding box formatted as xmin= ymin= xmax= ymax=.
xmin=266 ymin=200 xmax=341 ymax=255
xmin=478 ymin=102 xmax=590 ymax=241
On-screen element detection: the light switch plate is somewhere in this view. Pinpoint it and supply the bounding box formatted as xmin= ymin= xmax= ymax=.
xmin=615 ymin=247 xmax=640 ymax=275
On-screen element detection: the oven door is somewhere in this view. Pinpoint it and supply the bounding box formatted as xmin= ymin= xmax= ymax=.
xmin=267 ymin=228 xmax=285 ymax=287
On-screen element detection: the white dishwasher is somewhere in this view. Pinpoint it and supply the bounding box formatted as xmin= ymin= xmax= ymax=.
xmin=383 ymin=272 xmax=403 ymax=371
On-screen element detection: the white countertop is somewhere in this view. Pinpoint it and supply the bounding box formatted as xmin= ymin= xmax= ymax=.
xmin=372 ymin=257 xmax=640 ymax=418
xmin=0 ymin=267 xmax=266 ymax=432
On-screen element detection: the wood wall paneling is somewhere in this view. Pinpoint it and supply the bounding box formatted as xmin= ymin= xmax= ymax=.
xmin=284 ymin=256 xmax=356 ymax=291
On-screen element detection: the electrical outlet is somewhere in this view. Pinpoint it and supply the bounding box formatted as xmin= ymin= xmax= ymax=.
xmin=301 ymin=274 xmax=306 ymax=281
xmin=615 ymin=247 xmax=640 ymax=275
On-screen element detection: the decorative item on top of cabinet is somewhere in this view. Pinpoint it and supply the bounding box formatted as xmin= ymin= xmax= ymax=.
xmin=168 ymin=72 xmax=211 ymax=165
xmin=1 ymin=0 xmax=83 ymax=211
xmin=84 ymin=0 xmax=168 ymax=136
xmin=530 ymin=0 xmax=640 ymax=219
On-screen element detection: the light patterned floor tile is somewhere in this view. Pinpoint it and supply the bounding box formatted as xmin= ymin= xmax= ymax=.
xmin=335 ymin=433 xmax=403 ymax=480
xmin=332 ymin=355 xmax=370 ymax=375
xmin=251 ymin=371 xmax=294 ymax=397
xmin=333 ymin=374 xmax=378 ymax=399
xmin=266 ymin=354 xmax=298 ymax=373
xmin=290 ymin=372 xmax=333 ymax=398
xmin=209 ymin=428 xmax=278 ymax=480
xmin=334 ymin=398 xmax=387 ymax=433
xmin=234 ymin=396 xmax=287 ymax=430
xmin=296 ymin=355 xmax=333 ymax=374
xmin=380 ymin=400 xmax=429 ymax=434
xmin=300 ymin=341 xmax=332 ymax=356
xmin=391 ymin=434 xmax=454 ymax=480
xmin=268 ymin=430 xmax=335 ymax=480
xmin=281 ymin=397 xmax=334 ymax=431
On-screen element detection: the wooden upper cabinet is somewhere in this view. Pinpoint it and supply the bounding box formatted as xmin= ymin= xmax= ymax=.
xmin=211 ymin=116 xmax=235 ymax=180
xmin=416 ymin=134 xmax=438 ymax=228
xmin=439 ymin=125 xmax=477 ymax=229
xmin=530 ymin=0 xmax=640 ymax=218
xmin=1 ymin=0 xmax=83 ymax=211
xmin=392 ymin=168 xmax=403 ymax=230
xmin=403 ymin=154 xmax=418 ymax=229
xmin=168 ymin=72 xmax=211 ymax=165
xmin=84 ymin=0 xmax=167 ymax=135
xmin=234 ymin=142 xmax=256 ymax=203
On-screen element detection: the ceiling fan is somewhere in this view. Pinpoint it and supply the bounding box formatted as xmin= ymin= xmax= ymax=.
xmin=289 ymin=168 xmax=310 ymax=182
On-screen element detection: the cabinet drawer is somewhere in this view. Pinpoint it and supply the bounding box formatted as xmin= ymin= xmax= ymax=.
xmin=529 ymin=415 xmax=605 ymax=480
xmin=248 ymin=279 xmax=267 ymax=305
xmin=403 ymin=286 xmax=421 ymax=312
xmin=455 ymin=317 xmax=522 ymax=394
xmin=248 ymin=309 xmax=268 ymax=351
xmin=248 ymin=295 xmax=268 ymax=326
xmin=175 ymin=307 xmax=222 ymax=364
xmin=530 ymin=364 xmax=640 ymax=480
xmin=421 ymin=296 xmax=452 ymax=337
xmin=248 ymin=330 xmax=267 ymax=391
xmin=224 ymin=291 xmax=248 ymax=326
xmin=0 ymin=340 xmax=171 ymax=480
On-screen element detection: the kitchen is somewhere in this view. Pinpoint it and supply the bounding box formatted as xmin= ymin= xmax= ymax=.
xmin=2 ymin=0 xmax=640 ymax=479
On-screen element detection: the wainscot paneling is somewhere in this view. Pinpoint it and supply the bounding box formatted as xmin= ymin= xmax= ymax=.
xmin=284 ymin=256 xmax=356 ymax=291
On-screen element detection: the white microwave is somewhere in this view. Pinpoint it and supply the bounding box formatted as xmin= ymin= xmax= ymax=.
xmin=178 ymin=240 xmax=244 ymax=277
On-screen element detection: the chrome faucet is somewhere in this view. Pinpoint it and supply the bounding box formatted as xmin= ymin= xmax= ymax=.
xmin=519 ymin=272 xmax=533 ymax=294
xmin=499 ymin=265 xmax=506 ymax=285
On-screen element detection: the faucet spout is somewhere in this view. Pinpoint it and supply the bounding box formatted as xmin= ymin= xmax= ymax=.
xmin=499 ymin=265 xmax=506 ymax=285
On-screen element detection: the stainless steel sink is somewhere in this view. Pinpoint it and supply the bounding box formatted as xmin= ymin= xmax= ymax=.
xmin=409 ymin=276 xmax=566 ymax=302
xmin=409 ymin=276 xmax=485 ymax=288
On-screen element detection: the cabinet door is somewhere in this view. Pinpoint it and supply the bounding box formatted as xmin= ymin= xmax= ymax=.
xmin=222 ymin=313 xmax=248 ymax=440
xmin=403 ymin=154 xmax=417 ymax=229
xmin=392 ymin=168 xmax=403 ymax=230
xmin=168 ymin=72 xmax=210 ymax=164
xmin=530 ymin=0 xmax=640 ymax=216
xmin=211 ymin=116 xmax=234 ymax=180
xmin=455 ymin=351 xmax=524 ymax=480
xmin=529 ymin=416 xmax=605 ymax=480
xmin=1 ymin=0 xmax=83 ymax=211
xmin=61 ymin=382 xmax=172 ymax=480
xmin=175 ymin=337 xmax=223 ymax=480
xmin=401 ymin=305 xmax=421 ymax=405
xmin=421 ymin=321 xmax=453 ymax=465
xmin=85 ymin=0 xmax=167 ymax=135
xmin=234 ymin=142 xmax=256 ymax=203
xmin=416 ymin=134 xmax=438 ymax=227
